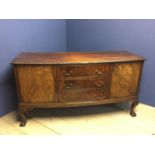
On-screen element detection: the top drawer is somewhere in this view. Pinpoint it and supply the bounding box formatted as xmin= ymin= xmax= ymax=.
xmin=58 ymin=64 xmax=107 ymax=77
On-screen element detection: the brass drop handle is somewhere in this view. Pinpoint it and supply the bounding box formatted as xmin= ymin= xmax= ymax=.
xmin=64 ymin=83 xmax=73 ymax=89
xmin=96 ymin=69 xmax=103 ymax=75
xmin=95 ymin=95 xmax=104 ymax=98
xmin=95 ymin=94 xmax=104 ymax=98
xmin=94 ymin=92 xmax=104 ymax=98
xmin=95 ymin=82 xmax=104 ymax=87
xmin=95 ymin=83 xmax=104 ymax=87
xmin=63 ymin=70 xmax=73 ymax=76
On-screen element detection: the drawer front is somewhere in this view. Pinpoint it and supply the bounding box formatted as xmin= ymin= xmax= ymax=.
xmin=63 ymin=78 xmax=105 ymax=90
xmin=60 ymin=89 xmax=106 ymax=102
xmin=59 ymin=64 xmax=107 ymax=77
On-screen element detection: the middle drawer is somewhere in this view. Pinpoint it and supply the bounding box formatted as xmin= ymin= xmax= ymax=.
xmin=62 ymin=77 xmax=105 ymax=90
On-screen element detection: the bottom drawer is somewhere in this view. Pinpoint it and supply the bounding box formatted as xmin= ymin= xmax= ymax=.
xmin=60 ymin=89 xmax=105 ymax=102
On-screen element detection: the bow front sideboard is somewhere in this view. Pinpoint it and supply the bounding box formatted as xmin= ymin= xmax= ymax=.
xmin=11 ymin=51 xmax=145 ymax=126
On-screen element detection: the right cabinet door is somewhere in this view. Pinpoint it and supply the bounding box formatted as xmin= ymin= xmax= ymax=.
xmin=110 ymin=62 xmax=143 ymax=98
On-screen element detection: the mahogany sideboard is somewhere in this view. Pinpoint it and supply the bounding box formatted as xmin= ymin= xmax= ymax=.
xmin=11 ymin=51 xmax=145 ymax=126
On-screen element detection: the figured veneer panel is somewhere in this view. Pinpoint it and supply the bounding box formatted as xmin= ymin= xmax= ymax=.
xmin=17 ymin=65 xmax=55 ymax=103
xmin=110 ymin=62 xmax=142 ymax=98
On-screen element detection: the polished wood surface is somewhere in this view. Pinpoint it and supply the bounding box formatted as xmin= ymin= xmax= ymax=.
xmin=12 ymin=51 xmax=144 ymax=126
xmin=60 ymin=88 xmax=106 ymax=103
xmin=11 ymin=51 xmax=144 ymax=64
xmin=110 ymin=62 xmax=142 ymax=98
xmin=58 ymin=64 xmax=108 ymax=103
xmin=17 ymin=65 xmax=55 ymax=103
xmin=59 ymin=64 xmax=107 ymax=77
xmin=62 ymin=78 xmax=105 ymax=90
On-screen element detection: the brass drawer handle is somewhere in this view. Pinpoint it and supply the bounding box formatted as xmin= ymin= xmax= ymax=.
xmin=64 ymin=83 xmax=73 ymax=89
xmin=95 ymin=83 xmax=104 ymax=87
xmin=63 ymin=70 xmax=73 ymax=76
xmin=95 ymin=69 xmax=104 ymax=75
xmin=64 ymin=86 xmax=72 ymax=89
xmin=95 ymin=96 xmax=102 ymax=99
xmin=95 ymin=92 xmax=104 ymax=98
xmin=95 ymin=95 xmax=103 ymax=98
xmin=95 ymin=81 xmax=104 ymax=87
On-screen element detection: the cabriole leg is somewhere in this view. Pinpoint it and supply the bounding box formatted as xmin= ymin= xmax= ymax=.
xmin=130 ymin=99 xmax=138 ymax=117
xmin=18 ymin=110 xmax=27 ymax=127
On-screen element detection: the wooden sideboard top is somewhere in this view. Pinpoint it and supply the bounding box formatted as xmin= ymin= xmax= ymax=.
xmin=11 ymin=51 xmax=145 ymax=65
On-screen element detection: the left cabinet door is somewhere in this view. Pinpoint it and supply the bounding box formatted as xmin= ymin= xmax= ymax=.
xmin=16 ymin=65 xmax=56 ymax=103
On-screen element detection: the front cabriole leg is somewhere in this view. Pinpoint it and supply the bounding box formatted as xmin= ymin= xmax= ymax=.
xmin=130 ymin=99 xmax=139 ymax=117
xmin=18 ymin=106 xmax=34 ymax=127
xmin=18 ymin=107 xmax=27 ymax=127
xmin=18 ymin=104 xmax=32 ymax=127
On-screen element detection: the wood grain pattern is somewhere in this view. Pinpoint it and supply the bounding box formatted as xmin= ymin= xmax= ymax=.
xmin=11 ymin=51 xmax=144 ymax=65
xmin=11 ymin=51 xmax=145 ymax=126
xmin=58 ymin=64 xmax=108 ymax=103
xmin=59 ymin=64 xmax=106 ymax=77
xmin=62 ymin=78 xmax=105 ymax=90
xmin=110 ymin=62 xmax=142 ymax=98
xmin=17 ymin=65 xmax=55 ymax=103
xmin=60 ymin=88 xmax=106 ymax=103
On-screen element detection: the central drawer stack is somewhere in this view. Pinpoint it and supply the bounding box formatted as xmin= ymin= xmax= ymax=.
xmin=57 ymin=64 xmax=108 ymax=103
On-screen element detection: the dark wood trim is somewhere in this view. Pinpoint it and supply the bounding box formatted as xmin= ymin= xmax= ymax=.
xmin=18 ymin=96 xmax=138 ymax=109
xmin=53 ymin=66 xmax=58 ymax=103
xmin=13 ymin=65 xmax=22 ymax=102
xmin=107 ymin=63 xmax=115 ymax=99
xmin=136 ymin=60 xmax=145 ymax=96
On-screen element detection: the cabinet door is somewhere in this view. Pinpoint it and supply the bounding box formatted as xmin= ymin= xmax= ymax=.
xmin=110 ymin=62 xmax=142 ymax=98
xmin=17 ymin=65 xmax=55 ymax=103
